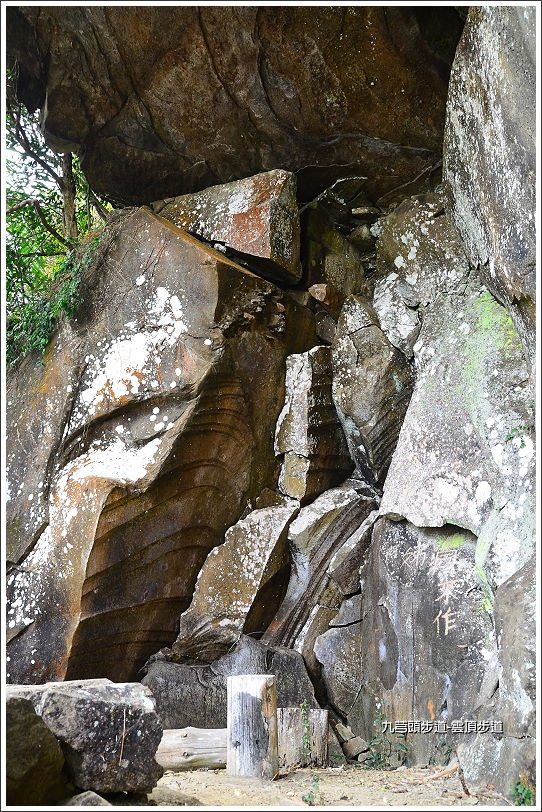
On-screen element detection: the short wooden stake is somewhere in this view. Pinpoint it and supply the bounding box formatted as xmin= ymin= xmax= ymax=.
xmin=226 ymin=674 xmax=278 ymax=779
xmin=277 ymin=707 xmax=329 ymax=768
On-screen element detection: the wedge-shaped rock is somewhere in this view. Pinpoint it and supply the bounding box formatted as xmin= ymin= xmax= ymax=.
xmin=7 ymin=679 xmax=163 ymax=795
xmin=275 ymin=346 xmax=353 ymax=502
xmin=6 ymin=206 xmax=316 ymax=684
xmin=444 ymin=6 xmax=536 ymax=371
xmin=163 ymin=500 xmax=299 ymax=664
xmin=379 ymin=278 xmax=535 ymax=588
xmin=6 ymin=691 xmax=73 ymax=805
xmin=263 ymin=480 xmax=379 ymax=654
xmin=332 ymin=296 xmax=414 ymax=486
xmin=152 ymin=170 xmax=301 ymax=284
xmin=142 ymin=635 xmax=319 ymax=729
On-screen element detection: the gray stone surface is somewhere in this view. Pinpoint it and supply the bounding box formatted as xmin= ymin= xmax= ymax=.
xmin=373 ymin=192 xmax=469 ymax=359
xmin=142 ymin=635 xmax=319 ymax=729
xmin=332 ymin=296 xmax=414 ymax=485
xmin=8 ymin=679 xmax=163 ymax=795
xmin=456 ymin=559 xmax=536 ymax=799
xmin=379 ymin=277 xmax=535 ymax=592
xmin=444 ymin=6 xmax=536 ymax=371
xmin=275 ymin=346 xmax=353 ymax=502
xmin=6 ymin=692 xmax=73 ymax=805
xmin=317 ymin=518 xmax=496 ymax=766
xmin=263 ymin=480 xmax=378 ymax=654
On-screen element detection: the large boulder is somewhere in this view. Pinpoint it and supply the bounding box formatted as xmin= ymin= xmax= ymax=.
xmin=6 ymin=203 xmax=316 ymax=684
xmin=142 ymin=635 xmax=319 ymax=729
xmin=379 ymin=276 xmax=535 ymax=593
xmin=6 ymin=691 xmax=73 ymax=805
xmin=7 ymin=6 xmax=463 ymax=205
xmin=161 ymin=500 xmax=299 ymax=664
xmin=443 ymin=6 xmax=536 ymax=372
xmin=7 ymin=679 xmax=163 ymax=795
xmin=329 ymin=518 xmax=495 ymax=766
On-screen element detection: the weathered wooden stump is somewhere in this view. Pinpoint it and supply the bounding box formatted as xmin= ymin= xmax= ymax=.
xmin=226 ymin=674 xmax=278 ymax=779
xmin=277 ymin=707 xmax=329 ymax=768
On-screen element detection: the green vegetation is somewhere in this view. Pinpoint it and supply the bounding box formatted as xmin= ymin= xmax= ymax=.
xmin=301 ymin=773 xmax=320 ymax=805
xmin=363 ymin=699 xmax=408 ymax=770
xmin=6 ymin=66 xmax=111 ymax=366
xmin=512 ymin=774 xmax=535 ymax=806
xmin=436 ymin=533 xmax=465 ymax=552
xmin=6 ymin=237 xmax=100 ymax=366
xmin=505 ymin=425 xmax=533 ymax=449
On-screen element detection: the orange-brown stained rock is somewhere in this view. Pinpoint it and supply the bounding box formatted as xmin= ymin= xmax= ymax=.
xmin=152 ymin=170 xmax=301 ymax=284
xmin=6 ymin=207 xmax=317 ymax=684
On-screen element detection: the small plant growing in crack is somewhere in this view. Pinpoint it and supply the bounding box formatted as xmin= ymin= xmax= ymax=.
xmin=301 ymin=772 xmax=320 ymax=806
xmin=363 ymin=698 xmax=408 ymax=770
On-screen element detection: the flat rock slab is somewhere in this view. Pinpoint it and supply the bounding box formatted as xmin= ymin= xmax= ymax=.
xmin=152 ymin=170 xmax=301 ymax=283
xmin=7 ymin=679 xmax=163 ymax=795
xmin=166 ymin=500 xmax=299 ymax=664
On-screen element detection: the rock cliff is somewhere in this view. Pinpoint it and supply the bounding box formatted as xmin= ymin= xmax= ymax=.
xmin=5 ymin=6 xmax=535 ymax=802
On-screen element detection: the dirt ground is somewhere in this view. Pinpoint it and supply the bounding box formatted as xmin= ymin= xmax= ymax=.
xmin=145 ymin=764 xmax=512 ymax=808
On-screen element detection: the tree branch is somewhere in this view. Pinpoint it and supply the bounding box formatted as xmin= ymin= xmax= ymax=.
xmin=7 ymin=198 xmax=68 ymax=246
xmin=7 ymin=106 xmax=62 ymax=186
xmin=87 ymin=188 xmax=109 ymax=221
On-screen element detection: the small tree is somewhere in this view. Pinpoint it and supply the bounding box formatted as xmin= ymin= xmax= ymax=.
xmin=5 ymin=66 xmax=110 ymax=364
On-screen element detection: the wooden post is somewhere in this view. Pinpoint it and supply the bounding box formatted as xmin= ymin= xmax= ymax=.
xmin=277 ymin=707 xmax=329 ymax=768
xmin=226 ymin=674 xmax=278 ymax=779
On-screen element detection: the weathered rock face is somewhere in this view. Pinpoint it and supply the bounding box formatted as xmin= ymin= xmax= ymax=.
xmin=6 ymin=205 xmax=316 ymax=684
xmin=443 ymin=6 xmax=536 ymax=371
xmin=330 ymin=518 xmax=495 ymax=766
xmin=151 ymin=170 xmax=301 ymax=284
xmin=372 ymin=192 xmax=469 ymax=359
xmin=275 ymin=347 xmax=353 ymax=502
xmin=162 ymin=500 xmax=299 ymax=664
xmin=6 ymin=692 xmax=73 ymax=805
xmin=7 ymin=679 xmax=163 ymax=794
xmin=7 ymin=6 xmax=463 ymax=205
xmin=456 ymin=558 xmax=536 ymax=797
xmin=263 ymin=481 xmax=379 ymax=668
xmin=4 ymin=4 xmax=535 ymax=795
xmin=379 ymin=276 xmax=535 ymax=590
xmin=332 ymin=296 xmax=414 ymax=486
xmin=142 ymin=635 xmax=319 ymax=729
